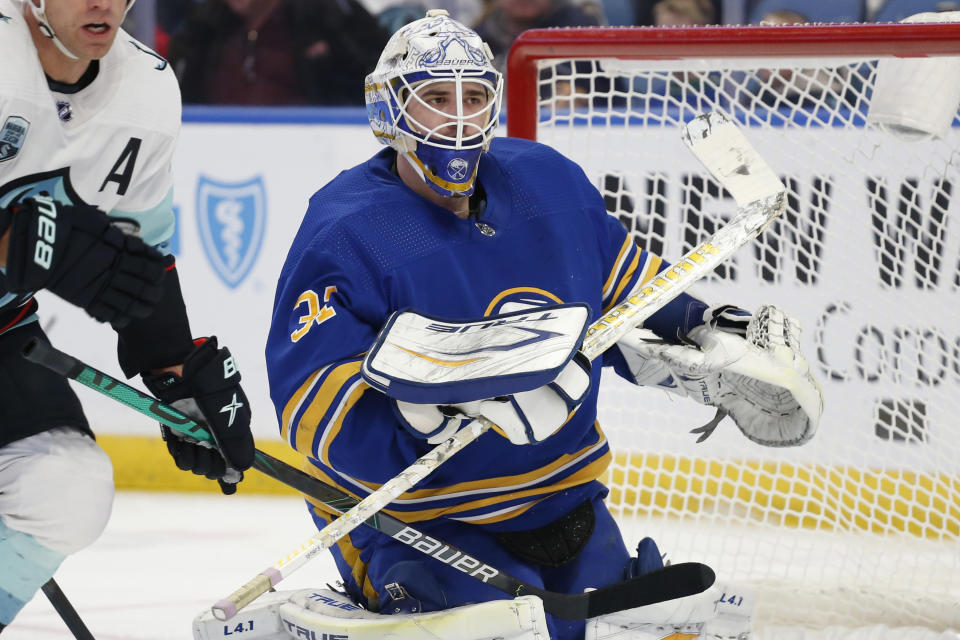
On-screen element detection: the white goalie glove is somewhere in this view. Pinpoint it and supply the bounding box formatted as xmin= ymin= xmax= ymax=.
xmin=618 ymin=305 xmax=823 ymax=447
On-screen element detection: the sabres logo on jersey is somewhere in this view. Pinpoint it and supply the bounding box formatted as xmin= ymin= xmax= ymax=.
xmin=0 ymin=115 xmax=29 ymax=163
xmin=196 ymin=174 xmax=266 ymax=288
xmin=485 ymin=288 xmax=567 ymax=317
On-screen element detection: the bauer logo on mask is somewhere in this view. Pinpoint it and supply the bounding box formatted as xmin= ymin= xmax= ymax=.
xmin=417 ymin=31 xmax=489 ymax=68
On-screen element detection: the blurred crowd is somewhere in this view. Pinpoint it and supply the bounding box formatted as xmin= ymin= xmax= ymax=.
xmin=130 ymin=0 xmax=960 ymax=106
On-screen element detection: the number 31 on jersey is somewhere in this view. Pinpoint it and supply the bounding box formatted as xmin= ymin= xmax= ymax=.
xmin=290 ymin=286 xmax=337 ymax=342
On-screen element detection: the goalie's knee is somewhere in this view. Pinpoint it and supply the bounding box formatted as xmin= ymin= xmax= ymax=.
xmin=584 ymin=582 xmax=754 ymax=640
xmin=193 ymin=588 xmax=550 ymax=640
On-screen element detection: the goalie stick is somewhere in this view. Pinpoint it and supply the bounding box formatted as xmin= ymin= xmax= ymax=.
xmin=20 ymin=338 xmax=716 ymax=622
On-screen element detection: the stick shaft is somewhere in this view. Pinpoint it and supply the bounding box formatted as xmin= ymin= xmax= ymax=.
xmin=21 ymin=340 xmax=716 ymax=621
xmin=41 ymin=579 xmax=96 ymax=640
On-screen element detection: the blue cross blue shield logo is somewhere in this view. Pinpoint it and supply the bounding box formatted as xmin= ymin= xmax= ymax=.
xmin=196 ymin=175 xmax=266 ymax=288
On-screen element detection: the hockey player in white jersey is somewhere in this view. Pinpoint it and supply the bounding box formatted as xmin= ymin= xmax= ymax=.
xmin=0 ymin=0 xmax=255 ymax=631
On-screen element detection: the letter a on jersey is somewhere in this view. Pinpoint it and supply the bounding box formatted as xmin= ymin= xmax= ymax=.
xmin=99 ymin=137 xmax=142 ymax=195
xmin=196 ymin=175 xmax=266 ymax=288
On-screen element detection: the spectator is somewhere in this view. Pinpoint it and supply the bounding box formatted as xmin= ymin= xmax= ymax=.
xmin=627 ymin=0 xmax=717 ymax=111
xmin=168 ymin=0 xmax=388 ymax=105
xmin=159 ymin=0 xmax=202 ymax=37
xmin=377 ymin=0 xmax=485 ymax=32
xmin=740 ymin=10 xmax=861 ymax=110
xmin=474 ymin=0 xmax=604 ymax=75
xmin=759 ymin=8 xmax=808 ymax=24
xmin=650 ymin=0 xmax=715 ymax=25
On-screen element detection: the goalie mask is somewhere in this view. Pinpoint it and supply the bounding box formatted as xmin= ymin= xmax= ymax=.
xmin=365 ymin=9 xmax=503 ymax=197
xmin=29 ymin=0 xmax=137 ymax=61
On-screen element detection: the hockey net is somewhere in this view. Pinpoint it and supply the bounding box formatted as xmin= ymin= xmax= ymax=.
xmin=507 ymin=23 xmax=960 ymax=634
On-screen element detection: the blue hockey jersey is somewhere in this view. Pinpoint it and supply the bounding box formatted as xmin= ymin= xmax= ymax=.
xmin=266 ymin=137 xmax=706 ymax=532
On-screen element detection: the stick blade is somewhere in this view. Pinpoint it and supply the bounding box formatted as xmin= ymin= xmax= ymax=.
xmin=581 ymin=562 xmax=716 ymax=620
xmin=682 ymin=112 xmax=785 ymax=206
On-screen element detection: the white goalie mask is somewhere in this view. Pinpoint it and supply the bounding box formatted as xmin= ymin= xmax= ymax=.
xmin=365 ymin=9 xmax=503 ymax=197
xmin=29 ymin=0 xmax=137 ymax=61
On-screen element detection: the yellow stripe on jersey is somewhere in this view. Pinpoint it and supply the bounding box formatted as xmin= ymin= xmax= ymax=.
xmin=607 ymin=248 xmax=641 ymax=312
xmin=603 ymin=251 xmax=661 ymax=314
xmin=280 ymin=365 xmax=330 ymax=445
xmin=306 ymin=499 xmax=380 ymax=605
xmin=303 ymin=448 xmax=612 ymax=524
xmin=483 ymin=287 xmax=563 ymax=316
xmin=280 ymin=360 xmax=370 ymax=458
xmin=304 ymin=424 xmax=611 ymax=522
xmin=602 ymin=236 xmax=633 ymax=299
xmin=317 ymin=380 xmax=370 ymax=465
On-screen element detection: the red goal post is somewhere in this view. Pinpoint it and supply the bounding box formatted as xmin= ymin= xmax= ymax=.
xmin=504 ymin=22 xmax=960 ymax=635
xmin=506 ymin=23 xmax=960 ymax=140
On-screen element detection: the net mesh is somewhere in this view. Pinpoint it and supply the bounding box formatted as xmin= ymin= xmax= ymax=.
xmin=526 ymin=39 xmax=960 ymax=631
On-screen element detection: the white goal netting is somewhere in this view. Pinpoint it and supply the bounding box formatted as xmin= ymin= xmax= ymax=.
xmin=508 ymin=24 xmax=960 ymax=633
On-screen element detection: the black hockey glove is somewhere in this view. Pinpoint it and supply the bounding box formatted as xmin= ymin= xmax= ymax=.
xmin=142 ymin=337 xmax=255 ymax=495
xmin=4 ymin=196 xmax=166 ymax=329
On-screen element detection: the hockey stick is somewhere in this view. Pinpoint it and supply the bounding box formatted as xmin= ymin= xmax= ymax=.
xmin=20 ymin=339 xmax=716 ymax=622
xmin=41 ymin=579 xmax=96 ymax=640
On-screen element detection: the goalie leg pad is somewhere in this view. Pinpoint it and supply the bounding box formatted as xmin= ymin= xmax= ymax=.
xmin=584 ymin=582 xmax=754 ymax=640
xmin=193 ymin=590 xmax=292 ymax=640
xmin=281 ymin=588 xmax=550 ymax=640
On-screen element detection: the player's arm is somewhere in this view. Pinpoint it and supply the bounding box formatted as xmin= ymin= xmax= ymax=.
xmin=266 ymin=256 xmax=399 ymax=484
xmin=109 ymin=194 xmax=254 ymax=495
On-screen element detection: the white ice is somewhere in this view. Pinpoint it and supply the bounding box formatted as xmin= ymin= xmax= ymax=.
xmin=5 ymin=491 xmax=338 ymax=640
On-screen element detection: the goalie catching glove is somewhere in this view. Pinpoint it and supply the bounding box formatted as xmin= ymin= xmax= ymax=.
xmin=618 ymin=305 xmax=823 ymax=447
xmin=393 ymin=352 xmax=592 ymax=445
xmin=142 ymin=337 xmax=255 ymax=494
xmin=3 ymin=195 xmax=167 ymax=329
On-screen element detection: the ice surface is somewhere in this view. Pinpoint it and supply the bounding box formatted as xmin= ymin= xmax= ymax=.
xmin=5 ymin=491 xmax=337 ymax=640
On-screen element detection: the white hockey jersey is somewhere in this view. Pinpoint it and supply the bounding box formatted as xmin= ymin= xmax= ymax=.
xmin=0 ymin=0 xmax=181 ymax=330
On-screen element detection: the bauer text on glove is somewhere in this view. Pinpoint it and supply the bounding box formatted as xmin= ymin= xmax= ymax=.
xmin=3 ymin=195 xmax=166 ymax=329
